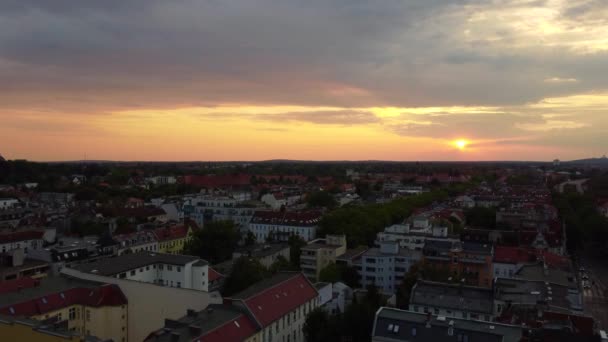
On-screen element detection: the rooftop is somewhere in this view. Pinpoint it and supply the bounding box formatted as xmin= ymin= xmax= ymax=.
xmin=250 ymin=210 xmax=322 ymax=227
xmin=227 ymin=272 xmax=318 ymax=327
xmin=410 ymin=281 xmax=494 ymax=315
xmin=233 ymin=243 xmax=289 ymax=258
xmin=495 ymin=278 xmax=582 ymax=313
xmin=145 ymin=305 xmax=257 ymax=342
xmin=372 ymin=307 xmax=523 ymax=342
xmin=73 ymin=252 xmax=202 ymax=276
xmin=0 ymin=276 xmax=127 ymax=317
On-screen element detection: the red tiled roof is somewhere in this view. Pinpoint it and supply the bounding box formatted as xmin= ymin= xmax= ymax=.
xmin=0 ymin=277 xmax=38 ymax=294
xmin=494 ymin=246 xmax=536 ymax=264
xmin=208 ymin=267 xmax=224 ymax=282
xmin=0 ymin=284 xmax=127 ymax=317
xmin=199 ymin=314 xmax=257 ymax=342
xmin=0 ymin=230 xmax=44 ymax=244
xmin=183 ymin=174 xmax=251 ymax=188
xmin=153 ymin=225 xmax=189 ymax=242
xmin=234 ymin=273 xmax=317 ymax=328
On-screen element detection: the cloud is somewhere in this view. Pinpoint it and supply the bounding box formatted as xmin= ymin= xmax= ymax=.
xmin=544 ymin=77 xmax=579 ymax=83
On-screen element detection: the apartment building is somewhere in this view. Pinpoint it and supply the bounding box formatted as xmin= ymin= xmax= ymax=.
xmin=114 ymin=230 xmax=159 ymax=255
xmin=153 ymin=224 xmax=194 ymax=254
xmin=376 ymin=223 xmax=451 ymax=251
xmin=183 ymin=194 xmax=257 ymax=229
xmin=359 ymin=241 xmax=422 ymax=294
xmin=0 ymin=277 xmax=128 ymax=342
xmin=0 ymin=230 xmax=45 ymax=254
xmin=72 ymin=252 xmax=212 ymax=291
xmin=249 ymin=210 xmax=321 ymax=243
xmin=224 ymin=272 xmax=319 ymax=342
xmin=372 ymin=307 xmax=523 ymax=342
xmin=300 ymin=235 xmax=347 ymax=282
xmin=409 ymin=280 xmax=495 ymax=322
xmin=422 ymin=240 xmax=494 ymax=288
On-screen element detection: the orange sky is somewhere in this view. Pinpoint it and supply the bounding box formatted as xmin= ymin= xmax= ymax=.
xmin=1 ymin=1 xmax=607 ymax=161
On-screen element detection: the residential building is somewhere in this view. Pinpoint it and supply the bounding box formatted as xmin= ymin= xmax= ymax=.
xmin=493 ymin=246 xmax=570 ymax=279
xmin=153 ymin=224 xmax=194 ymax=254
xmin=71 ymin=252 xmax=212 ymax=291
xmin=359 ymin=241 xmax=422 ymax=294
xmin=0 ymin=249 xmax=49 ymax=281
xmin=144 ymin=304 xmax=258 ymax=342
xmin=422 ymin=240 xmax=494 ymax=288
xmin=183 ymin=195 xmax=257 ymax=229
xmin=0 ymin=314 xmax=91 ymax=342
xmin=0 ymin=230 xmax=45 ymax=254
xmin=0 ymin=276 xmax=128 ymax=342
xmin=316 ymin=282 xmax=353 ymax=315
xmin=409 ymin=280 xmax=495 ymax=322
xmin=371 ymin=307 xmax=523 ymax=342
xmin=114 ymin=230 xmax=159 ymax=255
xmin=146 ymin=176 xmax=177 ymax=186
xmin=248 ymin=210 xmax=321 ymax=243
xmin=224 ymin=272 xmax=319 ymax=342
xmin=376 ymin=223 xmax=451 ymax=251
xmin=28 ymin=237 xmax=101 ymax=275
xmin=232 ymin=243 xmax=290 ymax=268
xmin=300 ymin=235 xmax=347 ymax=282
xmin=62 ymin=256 xmax=223 ymax=342
xmin=494 ymin=277 xmax=583 ymax=319
xmin=0 ymin=198 xmax=19 ymax=210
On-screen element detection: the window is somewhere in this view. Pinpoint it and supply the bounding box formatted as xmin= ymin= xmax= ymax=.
xmin=168 ymin=265 xmax=173 ymax=271
xmin=57 ymin=313 xmax=62 ymax=321
xmin=177 ymin=282 xmax=181 ymax=288
xmin=177 ymin=267 xmax=181 ymax=272
xmin=130 ymin=270 xmax=136 ymax=276
xmin=86 ymin=310 xmax=91 ymax=322
xmin=69 ymin=308 xmax=76 ymax=320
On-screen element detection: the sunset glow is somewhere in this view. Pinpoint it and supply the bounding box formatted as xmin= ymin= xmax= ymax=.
xmin=0 ymin=1 xmax=607 ymax=162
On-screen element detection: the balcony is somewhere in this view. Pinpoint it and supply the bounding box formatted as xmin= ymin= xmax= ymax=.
xmin=300 ymin=254 xmax=317 ymax=261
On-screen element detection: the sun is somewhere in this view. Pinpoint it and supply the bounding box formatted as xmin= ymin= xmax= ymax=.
xmin=453 ymin=139 xmax=469 ymax=150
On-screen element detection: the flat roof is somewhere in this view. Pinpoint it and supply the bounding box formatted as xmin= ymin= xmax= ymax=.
xmin=373 ymin=307 xmax=522 ymax=342
xmin=410 ymin=281 xmax=494 ymax=315
xmin=73 ymin=252 xmax=203 ymax=276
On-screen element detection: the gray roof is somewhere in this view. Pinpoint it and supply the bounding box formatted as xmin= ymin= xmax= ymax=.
xmin=145 ymin=304 xmax=249 ymax=342
xmin=516 ymin=263 xmax=576 ymax=288
xmin=73 ymin=252 xmax=202 ymax=276
xmin=233 ymin=243 xmax=289 ymax=258
xmin=0 ymin=276 xmax=102 ymax=308
xmin=363 ymin=248 xmax=422 ymax=259
xmin=495 ymin=278 xmax=582 ymax=313
xmin=410 ymin=281 xmax=494 ymax=315
xmin=372 ymin=307 xmax=523 ymax=342
xmin=462 ymin=242 xmax=493 ymax=255
xmin=337 ymin=247 xmax=369 ymax=262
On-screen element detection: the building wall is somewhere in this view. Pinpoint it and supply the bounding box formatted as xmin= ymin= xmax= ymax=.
xmin=30 ymin=304 xmax=127 ymax=342
xmin=0 ymin=239 xmax=44 ymax=254
xmin=493 ymin=262 xmax=520 ymax=279
xmin=408 ymin=303 xmax=494 ymax=322
xmin=61 ymin=268 xmax=222 ymax=342
xmin=249 ymin=223 xmax=317 ymax=243
xmin=246 ymin=296 xmax=319 ymax=342
xmin=0 ymin=319 xmax=80 ymax=342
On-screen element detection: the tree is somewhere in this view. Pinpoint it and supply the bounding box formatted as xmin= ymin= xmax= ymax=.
xmin=396 ymin=264 xmax=420 ymax=308
xmin=465 ymin=207 xmax=496 ymax=229
xmin=288 ymin=235 xmax=306 ymax=268
xmin=184 ymin=220 xmax=240 ymax=264
xmin=307 ymin=191 xmax=338 ymax=209
xmin=303 ymin=308 xmax=341 ymax=342
xmin=319 ymin=263 xmax=341 ymax=283
xmin=222 ymin=257 xmax=269 ymax=296
xmin=269 ymin=255 xmax=298 ymax=273
xmin=245 ymin=231 xmax=256 ymax=246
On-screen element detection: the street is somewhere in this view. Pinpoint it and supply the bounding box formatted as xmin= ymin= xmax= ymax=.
xmin=579 ymin=255 xmax=608 ymax=330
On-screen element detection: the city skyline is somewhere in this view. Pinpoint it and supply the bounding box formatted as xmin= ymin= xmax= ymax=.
xmin=2 ymin=1 xmax=608 ymax=161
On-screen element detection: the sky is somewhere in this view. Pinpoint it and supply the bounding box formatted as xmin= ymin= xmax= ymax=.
xmin=1 ymin=0 xmax=608 ymax=161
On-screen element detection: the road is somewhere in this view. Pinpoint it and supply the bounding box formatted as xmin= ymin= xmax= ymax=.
xmin=579 ymin=255 xmax=608 ymax=330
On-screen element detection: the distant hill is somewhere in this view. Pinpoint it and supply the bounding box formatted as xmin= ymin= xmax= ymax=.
xmin=566 ymin=156 xmax=608 ymax=166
